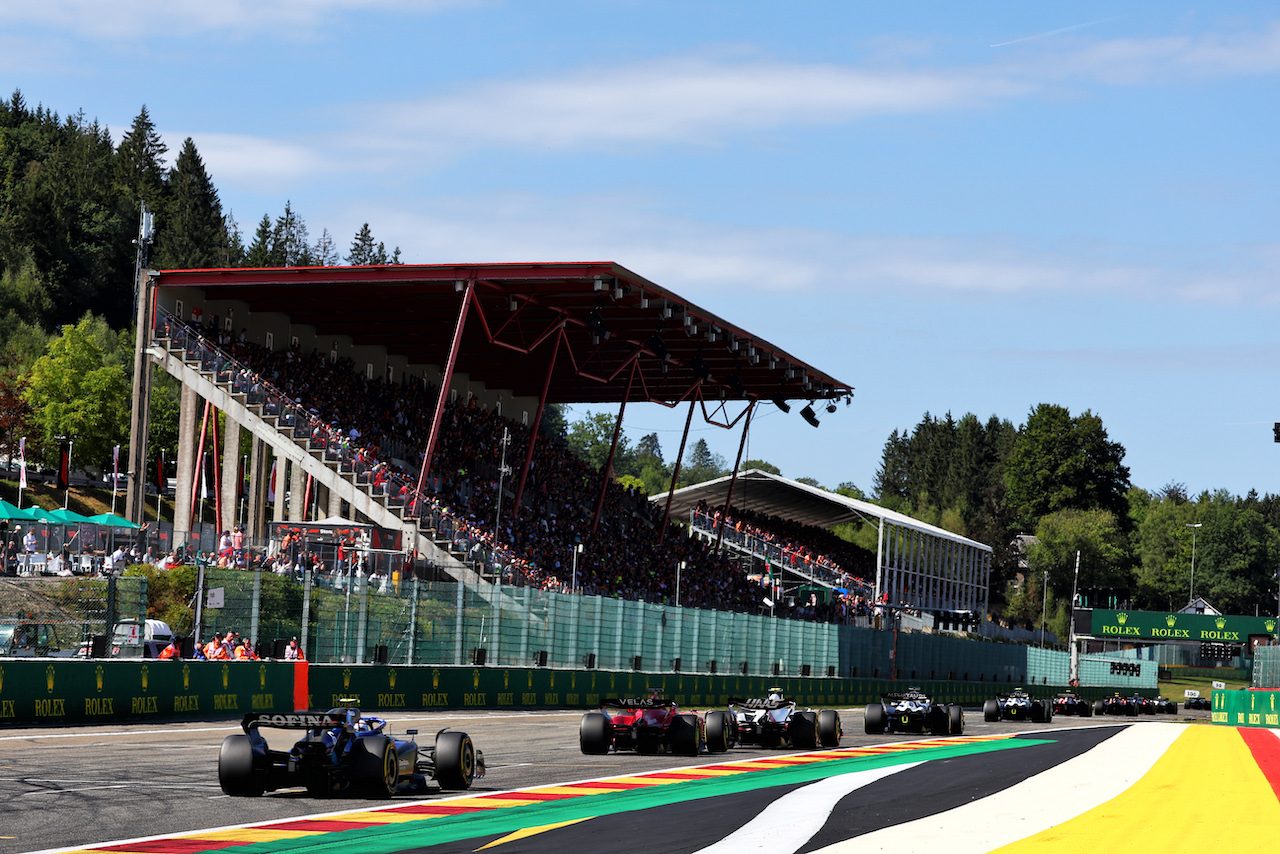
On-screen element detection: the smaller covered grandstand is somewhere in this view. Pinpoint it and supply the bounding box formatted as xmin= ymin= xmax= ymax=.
xmin=654 ymin=469 xmax=991 ymax=621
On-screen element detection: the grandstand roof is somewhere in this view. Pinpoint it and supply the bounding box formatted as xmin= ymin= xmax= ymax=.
xmin=652 ymin=469 xmax=992 ymax=551
xmin=152 ymin=262 xmax=852 ymax=408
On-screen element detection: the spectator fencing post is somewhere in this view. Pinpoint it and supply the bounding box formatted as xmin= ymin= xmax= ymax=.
xmin=489 ymin=577 xmax=501 ymax=664
xmin=356 ymin=577 xmax=369 ymax=664
xmin=453 ymin=581 xmax=464 ymax=666
xmin=249 ymin=568 xmax=261 ymax=651
xmin=301 ymin=566 xmax=312 ymax=662
xmin=407 ymin=576 xmax=420 ymax=666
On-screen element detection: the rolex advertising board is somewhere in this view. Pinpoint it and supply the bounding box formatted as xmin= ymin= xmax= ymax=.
xmin=1089 ymin=609 xmax=1278 ymax=643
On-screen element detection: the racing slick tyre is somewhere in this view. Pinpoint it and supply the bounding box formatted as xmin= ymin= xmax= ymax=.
xmin=705 ymin=711 xmax=732 ymax=754
xmin=864 ymin=703 xmax=886 ymax=734
xmin=1081 ymin=702 xmax=1093 ymax=718
xmin=791 ymin=711 xmax=819 ymax=749
xmin=1125 ymin=703 xmax=1139 ymax=717
xmin=818 ymin=710 xmax=842 ymax=747
xmin=218 ymin=734 xmax=264 ymax=796
xmin=670 ymin=713 xmax=700 ymax=756
xmin=1093 ymin=700 xmax=1106 ymax=716
xmin=354 ymin=735 xmax=398 ymax=797
xmin=928 ymin=706 xmax=950 ymax=735
xmin=579 ymin=713 xmax=611 ymax=755
xmin=948 ymin=704 xmax=965 ymax=735
xmin=1030 ymin=701 xmax=1044 ymax=723
xmin=434 ymin=731 xmax=478 ymax=790
xmin=983 ymin=699 xmax=1000 ymax=723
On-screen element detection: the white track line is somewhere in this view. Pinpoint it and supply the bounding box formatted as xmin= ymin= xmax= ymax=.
xmin=691 ymin=762 xmax=923 ymax=854
xmin=811 ymin=722 xmax=1185 ymax=854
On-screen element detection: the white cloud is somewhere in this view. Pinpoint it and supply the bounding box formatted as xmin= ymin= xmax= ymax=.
xmin=363 ymin=193 xmax=1280 ymax=304
xmin=335 ymin=21 xmax=1280 ymax=159
xmin=354 ymin=59 xmax=1028 ymax=155
xmin=0 ymin=0 xmax=476 ymax=39
xmin=181 ymin=132 xmax=332 ymax=190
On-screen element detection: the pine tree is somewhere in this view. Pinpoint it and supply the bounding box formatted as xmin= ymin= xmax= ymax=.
xmin=347 ymin=224 xmax=376 ymax=265
xmin=311 ymin=229 xmax=340 ymax=266
xmin=272 ymin=201 xmax=311 ymax=266
xmin=153 ymin=138 xmax=224 ymax=269
xmin=243 ymin=214 xmax=278 ymax=267
xmin=115 ymin=106 xmax=167 ymax=213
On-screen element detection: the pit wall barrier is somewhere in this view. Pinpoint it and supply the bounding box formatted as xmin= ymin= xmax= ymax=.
xmin=0 ymin=660 xmax=307 ymax=725
xmin=0 ymin=659 xmax=1143 ymax=726
xmin=1210 ymin=689 xmax=1280 ymax=728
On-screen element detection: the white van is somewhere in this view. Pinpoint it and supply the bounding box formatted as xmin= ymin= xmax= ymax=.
xmin=109 ymin=619 xmax=174 ymax=658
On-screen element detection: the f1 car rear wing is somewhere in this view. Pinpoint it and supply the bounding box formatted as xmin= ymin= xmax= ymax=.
xmin=728 ymin=697 xmax=794 ymax=710
xmin=240 ymin=712 xmax=347 ymax=733
xmin=602 ymin=697 xmax=676 ymax=709
xmin=881 ymin=692 xmax=931 ymax=702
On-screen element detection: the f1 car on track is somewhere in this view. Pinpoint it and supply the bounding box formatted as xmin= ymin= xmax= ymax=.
xmin=1184 ymin=695 xmax=1211 ymax=710
xmin=982 ymin=689 xmax=1053 ymax=723
xmin=1094 ymin=693 xmax=1139 ymax=716
xmin=1137 ymin=695 xmax=1179 ymax=714
xmin=580 ymin=691 xmax=732 ymax=756
xmin=865 ymin=687 xmax=965 ymax=735
xmin=727 ymin=689 xmax=842 ymax=749
xmin=1052 ymin=692 xmax=1094 ymax=717
xmin=218 ymin=704 xmax=484 ymax=797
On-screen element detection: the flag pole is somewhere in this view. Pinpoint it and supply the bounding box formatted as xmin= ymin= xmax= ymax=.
xmin=64 ymin=440 xmax=73 ymax=509
xmin=110 ymin=444 xmax=120 ymax=516
xmin=156 ymin=448 xmax=164 ymax=528
xmin=16 ymin=436 xmax=26 ymax=509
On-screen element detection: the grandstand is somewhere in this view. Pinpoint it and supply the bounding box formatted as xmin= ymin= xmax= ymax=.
xmin=121 ymin=261 xmax=986 ymax=638
xmin=655 ymin=469 xmax=991 ymax=619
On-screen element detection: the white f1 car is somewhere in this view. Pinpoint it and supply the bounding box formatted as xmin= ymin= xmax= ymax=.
xmin=728 ymin=689 xmax=842 ymax=749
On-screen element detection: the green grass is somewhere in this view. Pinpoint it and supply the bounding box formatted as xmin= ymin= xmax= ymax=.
xmin=1159 ymin=672 xmax=1248 ymax=699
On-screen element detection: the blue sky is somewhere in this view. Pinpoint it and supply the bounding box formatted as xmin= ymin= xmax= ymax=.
xmin=6 ymin=2 xmax=1280 ymax=500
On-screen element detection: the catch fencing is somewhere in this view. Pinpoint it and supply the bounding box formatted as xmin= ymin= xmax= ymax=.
xmin=2 ymin=570 xmax=1157 ymax=689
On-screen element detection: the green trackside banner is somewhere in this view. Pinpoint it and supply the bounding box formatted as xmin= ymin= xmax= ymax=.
xmin=1210 ymin=689 xmax=1280 ymax=728
xmin=1089 ymin=609 xmax=1278 ymax=643
xmin=0 ymin=660 xmax=305 ymax=725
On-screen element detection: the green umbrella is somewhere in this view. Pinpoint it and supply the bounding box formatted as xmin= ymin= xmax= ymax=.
xmin=0 ymin=499 xmax=37 ymax=521
xmin=87 ymin=512 xmax=139 ymax=529
xmin=44 ymin=507 xmax=95 ymax=525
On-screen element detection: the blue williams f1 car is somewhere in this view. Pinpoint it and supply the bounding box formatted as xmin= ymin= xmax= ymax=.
xmin=218 ymin=703 xmax=484 ymax=797
xmin=865 ymin=688 xmax=965 ymax=736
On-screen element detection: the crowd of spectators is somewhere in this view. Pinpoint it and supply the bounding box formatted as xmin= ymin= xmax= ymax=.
xmin=158 ymin=310 xmax=877 ymax=618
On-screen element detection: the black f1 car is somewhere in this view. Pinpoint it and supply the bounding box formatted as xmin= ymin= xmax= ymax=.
xmin=1184 ymin=695 xmax=1211 ymax=710
xmin=1137 ymin=695 xmax=1178 ymax=714
xmin=1052 ymin=692 xmax=1094 ymax=717
xmin=865 ymin=688 xmax=965 ymax=736
xmin=1094 ymin=693 xmax=1139 ymax=716
xmin=983 ymin=689 xmax=1053 ymax=723
xmin=580 ymin=692 xmax=732 ymax=756
xmin=727 ymin=689 xmax=842 ymax=749
xmin=218 ymin=704 xmax=484 ymax=797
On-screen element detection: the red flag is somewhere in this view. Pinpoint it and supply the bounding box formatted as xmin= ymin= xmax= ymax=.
xmin=156 ymin=454 xmax=166 ymax=493
xmin=57 ymin=444 xmax=70 ymax=489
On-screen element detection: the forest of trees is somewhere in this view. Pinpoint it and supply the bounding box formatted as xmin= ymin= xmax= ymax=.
xmin=0 ymin=91 xmax=400 ymax=480
xmin=4 ymin=90 xmax=1280 ymax=631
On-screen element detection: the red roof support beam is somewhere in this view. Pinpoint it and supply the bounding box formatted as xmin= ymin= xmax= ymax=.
xmin=512 ymin=328 xmax=562 ymax=518
xmin=659 ymin=395 xmax=698 ymax=544
xmin=591 ymin=360 xmax=636 ymax=539
xmin=415 ymin=278 xmax=475 ymax=502
xmin=716 ymin=400 xmax=756 ymax=553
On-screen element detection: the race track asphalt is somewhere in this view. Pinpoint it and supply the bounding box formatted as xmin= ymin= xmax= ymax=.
xmin=0 ymin=704 xmax=1251 ymax=854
